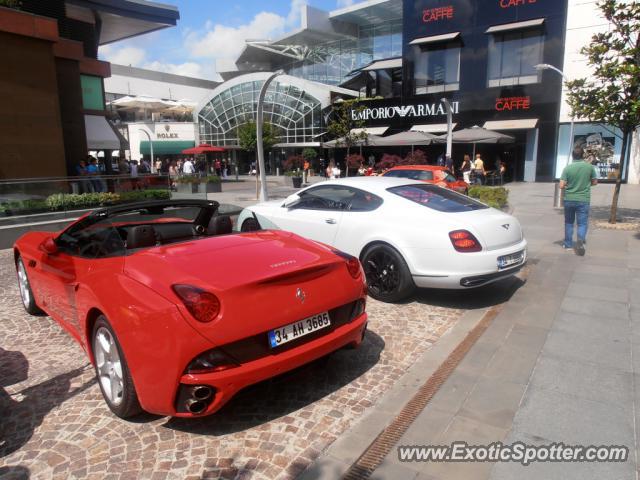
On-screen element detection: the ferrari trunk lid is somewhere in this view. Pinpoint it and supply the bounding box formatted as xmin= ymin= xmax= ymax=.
xmin=123 ymin=230 xmax=362 ymax=345
xmin=453 ymin=209 xmax=523 ymax=251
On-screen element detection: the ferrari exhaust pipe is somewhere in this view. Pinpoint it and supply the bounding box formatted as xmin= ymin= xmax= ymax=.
xmin=189 ymin=385 xmax=212 ymax=401
xmin=185 ymin=398 xmax=207 ymax=414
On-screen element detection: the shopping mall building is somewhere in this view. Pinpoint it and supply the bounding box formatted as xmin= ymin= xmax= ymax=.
xmin=195 ymin=0 xmax=640 ymax=183
xmin=0 ymin=0 xmax=178 ymax=178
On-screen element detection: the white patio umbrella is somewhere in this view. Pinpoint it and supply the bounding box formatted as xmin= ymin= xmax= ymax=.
xmin=323 ymin=133 xmax=384 ymax=148
xmin=110 ymin=95 xmax=177 ymax=122
xmin=374 ymin=130 xmax=439 ymax=154
xmin=164 ymin=99 xmax=198 ymax=114
xmin=439 ymin=125 xmax=515 ymax=158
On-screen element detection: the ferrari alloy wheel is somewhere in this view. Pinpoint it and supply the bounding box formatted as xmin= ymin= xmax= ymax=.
xmin=16 ymin=256 xmax=43 ymax=315
xmin=362 ymin=245 xmax=415 ymax=303
xmin=92 ymin=316 xmax=142 ymax=418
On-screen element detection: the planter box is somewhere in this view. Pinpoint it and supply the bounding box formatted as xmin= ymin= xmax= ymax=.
xmin=204 ymin=182 xmax=221 ymax=193
xmin=176 ymin=182 xmax=221 ymax=194
xmin=284 ymin=176 xmax=303 ymax=187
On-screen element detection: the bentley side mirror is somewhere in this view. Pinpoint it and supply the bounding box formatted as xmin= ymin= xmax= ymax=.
xmin=41 ymin=236 xmax=58 ymax=255
xmin=282 ymin=194 xmax=300 ymax=209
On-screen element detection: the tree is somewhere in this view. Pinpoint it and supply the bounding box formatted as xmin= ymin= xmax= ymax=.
xmin=301 ymin=148 xmax=318 ymax=162
xmin=326 ymin=99 xmax=369 ymax=177
xmin=565 ymin=0 xmax=640 ymax=223
xmin=237 ymin=121 xmax=279 ymax=153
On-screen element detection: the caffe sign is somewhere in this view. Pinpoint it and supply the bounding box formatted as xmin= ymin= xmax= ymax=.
xmin=351 ymin=101 xmax=460 ymax=121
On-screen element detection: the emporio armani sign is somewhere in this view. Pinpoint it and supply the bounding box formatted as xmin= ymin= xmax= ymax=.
xmin=351 ymin=101 xmax=460 ymax=121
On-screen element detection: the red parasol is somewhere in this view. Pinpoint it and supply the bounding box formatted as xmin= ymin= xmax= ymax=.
xmin=181 ymin=144 xmax=226 ymax=154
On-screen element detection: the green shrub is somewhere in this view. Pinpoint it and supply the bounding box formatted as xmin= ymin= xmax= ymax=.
xmin=284 ymin=170 xmax=302 ymax=177
xmin=118 ymin=189 xmax=170 ymax=202
xmin=467 ymin=186 xmax=509 ymax=209
xmin=0 ymin=199 xmax=48 ymax=213
xmin=175 ymin=175 xmax=220 ymax=184
xmin=45 ymin=192 xmax=119 ymax=210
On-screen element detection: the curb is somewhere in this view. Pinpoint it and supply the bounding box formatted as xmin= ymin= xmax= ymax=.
xmin=298 ymin=306 xmax=491 ymax=480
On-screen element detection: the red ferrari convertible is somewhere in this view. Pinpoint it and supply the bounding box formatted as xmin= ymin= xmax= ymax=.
xmin=13 ymin=200 xmax=368 ymax=419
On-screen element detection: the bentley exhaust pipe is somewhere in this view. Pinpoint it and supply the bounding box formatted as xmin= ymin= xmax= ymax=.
xmin=185 ymin=398 xmax=207 ymax=414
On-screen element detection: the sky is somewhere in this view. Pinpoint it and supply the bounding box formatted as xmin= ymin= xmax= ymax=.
xmin=99 ymin=0 xmax=358 ymax=81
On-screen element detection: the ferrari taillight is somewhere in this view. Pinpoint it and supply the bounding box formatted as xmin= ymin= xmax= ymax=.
xmin=332 ymin=250 xmax=362 ymax=279
xmin=449 ymin=230 xmax=482 ymax=252
xmin=172 ymin=284 xmax=220 ymax=323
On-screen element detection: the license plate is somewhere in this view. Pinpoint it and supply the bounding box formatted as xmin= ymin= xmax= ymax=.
xmin=268 ymin=312 xmax=331 ymax=348
xmin=497 ymin=250 xmax=524 ymax=270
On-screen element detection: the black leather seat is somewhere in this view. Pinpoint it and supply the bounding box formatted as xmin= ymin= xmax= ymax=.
xmin=207 ymin=215 xmax=232 ymax=235
xmin=127 ymin=225 xmax=157 ymax=249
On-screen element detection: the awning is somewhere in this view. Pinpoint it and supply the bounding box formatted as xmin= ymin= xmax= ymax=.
xmin=85 ymin=115 xmax=120 ymax=150
xmin=351 ymin=126 xmax=389 ymax=135
xmin=362 ymin=58 xmax=402 ymax=71
xmin=486 ymin=18 xmax=545 ymax=34
xmin=409 ymin=32 xmax=460 ymax=46
xmin=273 ymin=142 xmax=322 ymax=148
xmin=140 ymin=140 xmax=195 ymax=155
xmin=483 ymin=119 xmax=539 ymax=130
xmin=410 ymin=123 xmax=457 ymax=133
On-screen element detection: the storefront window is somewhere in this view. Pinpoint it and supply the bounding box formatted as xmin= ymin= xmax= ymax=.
xmin=487 ymin=30 xmax=542 ymax=87
xmin=555 ymin=123 xmax=629 ymax=180
xmin=413 ymin=42 xmax=460 ymax=94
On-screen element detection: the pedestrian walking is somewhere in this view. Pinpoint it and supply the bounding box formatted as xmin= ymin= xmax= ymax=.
xmin=303 ymin=159 xmax=310 ymax=184
xmin=182 ymin=157 xmax=195 ymax=175
xmin=461 ymin=154 xmax=472 ymax=184
xmin=445 ymin=155 xmax=454 ymax=175
xmin=559 ymin=146 xmax=598 ymax=256
xmin=473 ymin=153 xmax=486 ymax=185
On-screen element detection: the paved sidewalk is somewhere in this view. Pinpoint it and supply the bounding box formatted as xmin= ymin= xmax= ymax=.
xmin=303 ymin=182 xmax=640 ymax=480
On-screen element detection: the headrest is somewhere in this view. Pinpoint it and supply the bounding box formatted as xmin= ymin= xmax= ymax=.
xmin=207 ymin=215 xmax=232 ymax=235
xmin=127 ymin=225 xmax=157 ymax=249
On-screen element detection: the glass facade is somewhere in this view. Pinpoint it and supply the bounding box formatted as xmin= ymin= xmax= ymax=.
xmin=487 ymin=30 xmax=543 ymax=87
xmin=198 ymin=79 xmax=324 ymax=146
xmin=413 ymin=42 xmax=461 ymax=94
xmin=284 ymin=20 xmax=403 ymax=85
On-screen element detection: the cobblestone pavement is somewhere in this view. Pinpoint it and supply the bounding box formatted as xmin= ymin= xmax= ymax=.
xmin=0 ymin=248 xmax=466 ymax=480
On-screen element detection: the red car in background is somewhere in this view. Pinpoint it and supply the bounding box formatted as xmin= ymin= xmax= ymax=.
xmin=13 ymin=200 xmax=368 ymax=419
xmin=382 ymin=165 xmax=469 ymax=194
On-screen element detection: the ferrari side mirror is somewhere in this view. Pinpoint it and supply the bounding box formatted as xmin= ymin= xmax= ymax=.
xmin=41 ymin=237 xmax=58 ymax=255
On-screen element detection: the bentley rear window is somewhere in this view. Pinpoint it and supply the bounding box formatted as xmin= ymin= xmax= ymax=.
xmin=388 ymin=184 xmax=487 ymax=212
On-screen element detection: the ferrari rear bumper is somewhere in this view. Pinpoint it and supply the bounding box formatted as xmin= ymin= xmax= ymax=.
xmin=172 ymin=311 xmax=368 ymax=417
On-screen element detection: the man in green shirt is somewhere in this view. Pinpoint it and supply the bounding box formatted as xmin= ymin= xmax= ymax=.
xmin=559 ymin=146 xmax=598 ymax=256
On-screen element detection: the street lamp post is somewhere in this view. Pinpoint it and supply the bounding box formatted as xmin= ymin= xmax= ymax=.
xmin=138 ymin=128 xmax=154 ymax=173
xmin=535 ymin=63 xmax=574 ymax=167
xmin=256 ymin=70 xmax=284 ymax=202
xmin=441 ymin=98 xmax=453 ymax=163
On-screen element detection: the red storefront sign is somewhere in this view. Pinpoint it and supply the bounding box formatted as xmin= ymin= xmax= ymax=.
xmin=422 ymin=6 xmax=454 ymax=22
xmin=499 ymin=0 xmax=537 ymax=8
xmin=495 ymin=96 xmax=531 ymax=111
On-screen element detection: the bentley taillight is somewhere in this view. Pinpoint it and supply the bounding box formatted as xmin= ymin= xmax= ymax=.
xmin=449 ymin=230 xmax=482 ymax=252
xmin=172 ymin=284 xmax=220 ymax=322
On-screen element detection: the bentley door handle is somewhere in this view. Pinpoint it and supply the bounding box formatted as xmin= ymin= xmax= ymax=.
xmin=325 ymin=218 xmax=337 ymax=224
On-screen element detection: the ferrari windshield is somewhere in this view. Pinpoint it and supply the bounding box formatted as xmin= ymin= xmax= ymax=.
xmin=388 ymin=184 xmax=487 ymax=212
xmin=55 ymin=201 xmax=246 ymax=259
xmin=384 ymin=169 xmax=434 ymax=181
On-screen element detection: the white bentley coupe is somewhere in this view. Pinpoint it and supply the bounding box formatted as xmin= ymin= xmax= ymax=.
xmin=239 ymin=177 xmax=527 ymax=302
